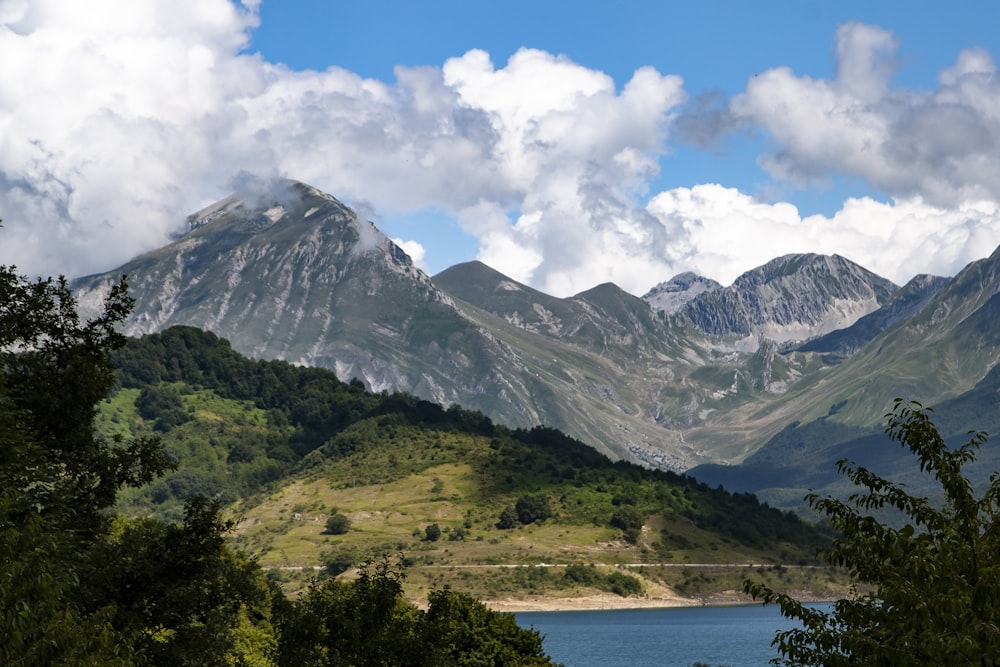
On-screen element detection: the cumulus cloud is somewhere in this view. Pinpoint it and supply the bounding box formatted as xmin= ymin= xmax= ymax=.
xmin=645 ymin=186 xmax=1000 ymax=287
xmin=3 ymin=5 xmax=1000 ymax=300
xmin=731 ymin=22 xmax=1000 ymax=207
xmin=0 ymin=0 xmax=685 ymax=289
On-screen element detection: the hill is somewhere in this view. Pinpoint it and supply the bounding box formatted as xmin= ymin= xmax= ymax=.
xmin=104 ymin=326 xmax=840 ymax=605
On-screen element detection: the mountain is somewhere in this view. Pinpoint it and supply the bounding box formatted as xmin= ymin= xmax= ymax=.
xmin=643 ymin=272 xmax=722 ymax=314
xmin=795 ymin=273 xmax=949 ymax=362
xmin=71 ymin=180 xmax=1000 ymax=488
xmin=72 ymin=183 xmax=703 ymax=467
xmin=690 ymin=246 xmax=1000 ymax=509
xmin=74 ymin=182 xmax=516 ymax=403
xmin=673 ymin=253 xmax=898 ymax=347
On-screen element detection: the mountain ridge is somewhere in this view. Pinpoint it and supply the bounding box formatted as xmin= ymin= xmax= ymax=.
xmin=70 ymin=179 xmax=1000 ymax=482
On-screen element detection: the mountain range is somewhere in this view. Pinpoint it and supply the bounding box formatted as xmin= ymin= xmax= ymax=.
xmin=71 ymin=179 xmax=1000 ymax=507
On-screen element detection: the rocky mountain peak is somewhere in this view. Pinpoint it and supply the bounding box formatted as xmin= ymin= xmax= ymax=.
xmin=678 ymin=253 xmax=898 ymax=344
xmin=642 ymin=272 xmax=722 ymax=314
xmin=72 ymin=179 xmax=439 ymax=361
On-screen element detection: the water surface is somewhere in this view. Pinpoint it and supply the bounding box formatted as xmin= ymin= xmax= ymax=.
xmin=516 ymin=603 xmax=827 ymax=666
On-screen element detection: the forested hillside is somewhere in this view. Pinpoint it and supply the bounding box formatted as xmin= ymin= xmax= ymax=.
xmin=96 ymin=326 xmax=841 ymax=607
xmin=0 ymin=268 xmax=557 ymax=666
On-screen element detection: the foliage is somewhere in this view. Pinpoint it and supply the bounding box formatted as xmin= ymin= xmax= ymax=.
xmin=324 ymin=512 xmax=351 ymax=535
xmin=424 ymin=523 xmax=442 ymax=542
xmin=278 ymin=556 xmax=558 ymax=666
xmin=421 ymin=588 xmax=554 ymax=666
xmin=745 ymin=400 xmax=1000 ymax=666
xmin=563 ymin=564 xmax=603 ymax=586
xmin=515 ymin=494 xmax=553 ymax=525
xmin=610 ymin=506 xmax=644 ymax=543
xmin=562 ymin=564 xmax=642 ymax=597
xmin=497 ymin=506 xmax=519 ymax=530
xmin=78 ymin=498 xmax=280 ymax=666
xmin=605 ymin=571 xmax=643 ymax=597
xmin=323 ymin=545 xmax=361 ymax=576
xmin=278 ymin=556 xmax=420 ymax=666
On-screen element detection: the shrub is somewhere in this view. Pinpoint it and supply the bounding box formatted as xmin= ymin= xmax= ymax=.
xmin=325 ymin=513 xmax=351 ymax=535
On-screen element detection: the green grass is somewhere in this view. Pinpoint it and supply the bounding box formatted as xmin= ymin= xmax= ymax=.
xmin=225 ymin=428 xmax=838 ymax=604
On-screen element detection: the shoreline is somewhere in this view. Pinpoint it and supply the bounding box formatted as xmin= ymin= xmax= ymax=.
xmin=482 ymin=589 xmax=758 ymax=613
xmin=480 ymin=589 xmax=838 ymax=613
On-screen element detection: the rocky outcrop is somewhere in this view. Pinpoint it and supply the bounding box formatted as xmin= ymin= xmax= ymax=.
xmin=676 ymin=254 xmax=897 ymax=345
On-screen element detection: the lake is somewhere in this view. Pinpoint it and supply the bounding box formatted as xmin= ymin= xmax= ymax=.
xmin=516 ymin=603 xmax=829 ymax=666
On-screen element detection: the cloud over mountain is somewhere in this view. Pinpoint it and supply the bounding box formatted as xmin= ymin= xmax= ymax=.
xmin=2 ymin=3 xmax=1000 ymax=296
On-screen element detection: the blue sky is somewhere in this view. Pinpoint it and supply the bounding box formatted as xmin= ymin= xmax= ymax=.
xmin=3 ymin=1 xmax=1000 ymax=296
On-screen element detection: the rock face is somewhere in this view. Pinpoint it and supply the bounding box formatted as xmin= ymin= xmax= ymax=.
xmin=70 ymin=180 xmax=1000 ymax=476
xmin=676 ymin=254 xmax=898 ymax=346
xmin=76 ymin=181 xmax=446 ymax=381
xmin=642 ymin=272 xmax=722 ymax=315
xmin=796 ymin=273 xmax=949 ymax=361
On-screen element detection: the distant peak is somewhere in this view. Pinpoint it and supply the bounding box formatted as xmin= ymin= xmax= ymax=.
xmin=643 ymin=272 xmax=721 ymax=314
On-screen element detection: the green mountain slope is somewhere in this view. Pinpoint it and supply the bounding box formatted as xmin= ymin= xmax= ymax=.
xmin=103 ymin=327 xmax=839 ymax=603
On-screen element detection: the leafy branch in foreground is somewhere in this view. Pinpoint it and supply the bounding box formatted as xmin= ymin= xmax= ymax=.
xmin=745 ymin=399 xmax=1000 ymax=666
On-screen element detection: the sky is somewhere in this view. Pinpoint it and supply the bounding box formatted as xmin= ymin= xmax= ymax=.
xmin=3 ymin=1 xmax=1000 ymax=297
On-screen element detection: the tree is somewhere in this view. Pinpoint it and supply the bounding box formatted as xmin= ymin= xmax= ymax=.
xmin=424 ymin=523 xmax=442 ymax=542
xmin=278 ymin=556 xmax=420 ymax=666
xmin=0 ymin=248 xmax=277 ymax=665
xmin=279 ymin=556 xmax=558 ymax=667
xmin=0 ymin=265 xmax=172 ymax=532
xmin=78 ymin=498 xmax=280 ymax=666
xmin=325 ymin=513 xmax=351 ymax=535
xmin=420 ymin=589 xmax=553 ymax=666
xmin=745 ymin=399 xmax=1000 ymax=666
xmin=515 ymin=494 xmax=552 ymax=525
xmin=610 ymin=506 xmax=644 ymax=544
xmin=497 ymin=506 xmax=519 ymax=529
xmin=0 ymin=255 xmax=174 ymax=664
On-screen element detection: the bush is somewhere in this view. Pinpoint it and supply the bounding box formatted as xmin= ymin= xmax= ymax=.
xmin=325 ymin=513 xmax=351 ymax=535
xmin=515 ymin=494 xmax=552 ymax=525
xmin=563 ymin=564 xmax=602 ymax=586
xmin=424 ymin=523 xmax=441 ymax=542
xmin=496 ymin=506 xmax=518 ymax=530
xmin=605 ymin=571 xmax=642 ymax=597
xmin=323 ymin=546 xmax=360 ymax=576
xmin=610 ymin=506 xmax=644 ymax=543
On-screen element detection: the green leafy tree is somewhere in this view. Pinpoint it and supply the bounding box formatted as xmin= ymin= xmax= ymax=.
xmin=419 ymin=588 xmax=554 ymax=666
xmin=0 ymin=253 xmax=174 ymax=664
xmin=324 ymin=512 xmax=351 ymax=535
xmin=497 ymin=505 xmax=519 ymax=529
xmin=278 ymin=556 xmax=419 ymax=666
xmin=610 ymin=506 xmax=644 ymax=543
xmin=745 ymin=399 xmax=1000 ymax=666
xmin=0 ymin=246 xmax=277 ymax=666
xmin=424 ymin=522 xmax=442 ymax=542
xmin=279 ymin=556 xmax=558 ymax=667
xmin=78 ymin=498 xmax=279 ymax=666
xmin=515 ymin=494 xmax=553 ymax=525
xmin=323 ymin=545 xmax=361 ymax=576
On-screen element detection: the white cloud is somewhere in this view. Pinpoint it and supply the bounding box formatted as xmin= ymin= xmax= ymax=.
xmin=0 ymin=2 xmax=687 ymax=293
xmin=646 ymin=185 xmax=1000 ymax=287
xmin=391 ymin=237 xmax=428 ymax=272
xmin=731 ymin=22 xmax=1000 ymax=207
xmin=3 ymin=6 xmax=1000 ymax=304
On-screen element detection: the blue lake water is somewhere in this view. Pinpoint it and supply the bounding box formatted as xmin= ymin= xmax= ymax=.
xmin=516 ymin=603 xmax=829 ymax=667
